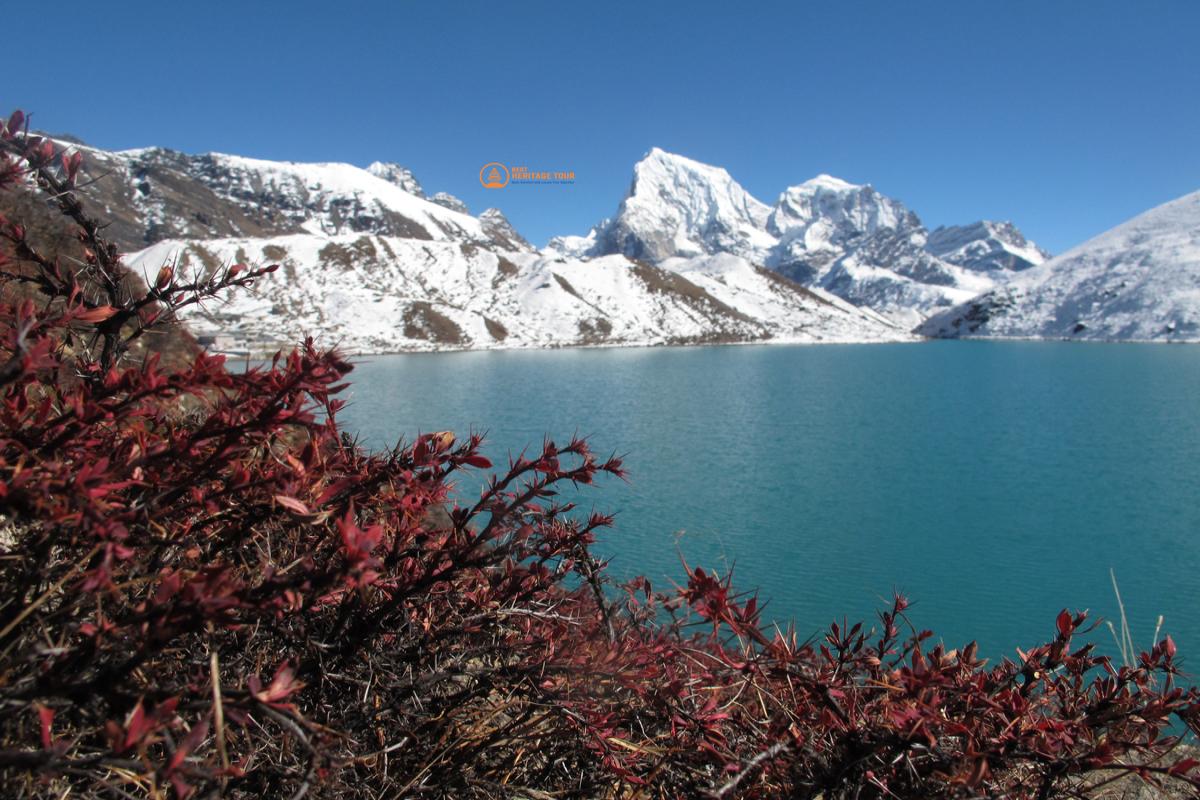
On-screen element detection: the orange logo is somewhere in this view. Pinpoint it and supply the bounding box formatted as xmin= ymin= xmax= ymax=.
xmin=479 ymin=162 xmax=510 ymax=189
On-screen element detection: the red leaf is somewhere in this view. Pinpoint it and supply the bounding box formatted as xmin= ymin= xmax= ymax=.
xmin=37 ymin=705 xmax=54 ymax=749
xmin=169 ymin=715 xmax=211 ymax=772
xmin=169 ymin=773 xmax=194 ymax=800
xmin=463 ymin=454 xmax=492 ymax=469
xmin=274 ymin=495 xmax=310 ymax=515
xmin=338 ymin=507 xmax=382 ymax=563
xmin=6 ymin=110 xmax=24 ymax=136
xmin=253 ymin=662 xmax=304 ymax=705
xmin=1056 ymin=609 xmax=1073 ymax=638
xmin=123 ymin=699 xmax=150 ymax=751
xmin=76 ymin=305 xmax=120 ymax=323
xmin=155 ymin=265 xmax=174 ymax=290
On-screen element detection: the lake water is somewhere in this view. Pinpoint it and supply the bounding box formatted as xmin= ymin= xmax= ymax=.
xmin=340 ymin=341 xmax=1200 ymax=664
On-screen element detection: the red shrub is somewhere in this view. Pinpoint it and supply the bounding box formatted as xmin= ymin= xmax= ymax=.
xmin=0 ymin=111 xmax=1197 ymax=799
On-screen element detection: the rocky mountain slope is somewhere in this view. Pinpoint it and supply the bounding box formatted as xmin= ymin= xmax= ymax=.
xmin=33 ymin=139 xmax=903 ymax=352
xmin=126 ymin=235 xmax=903 ymax=353
xmin=551 ymin=149 xmax=1048 ymax=327
xmin=918 ymin=190 xmax=1200 ymax=342
xmin=11 ymin=138 xmax=502 ymax=254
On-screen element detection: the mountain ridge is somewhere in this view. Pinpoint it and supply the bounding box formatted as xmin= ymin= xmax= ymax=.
xmin=37 ymin=136 xmax=1190 ymax=351
xmin=550 ymin=148 xmax=1049 ymax=327
xmin=18 ymin=137 xmax=906 ymax=353
xmin=918 ymin=190 xmax=1200 ymax=342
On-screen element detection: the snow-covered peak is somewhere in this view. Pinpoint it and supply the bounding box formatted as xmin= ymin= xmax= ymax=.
xmin=430 ymin=191 xmax=468 ymax=215
xmin=545 ymin=230 xmax=600 ymax=259
xmin=925 ymin=220 xmax=1049 ymax=273
xmin=628 ymin=148 xmax=772 ymax=228
xmin=479 ymin=208 xmax=532 ymax=251
xmin=768 ymin=177 xmax=920 ymax=253
xmin=920 ymin=190 xmax=1200 ymax=341
xmin=556 ymin=151 xmax=1040 ymax=324
xmin=367 ymin=161 xmax=424 ymax=197
xmin=594 ymin=148 xmax=775 ymax=262
xmin=793 ymin=173 xmax=860 ymax=194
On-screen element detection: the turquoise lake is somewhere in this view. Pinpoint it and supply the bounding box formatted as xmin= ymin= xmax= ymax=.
xmin=339 ymin=341 xmax=1200 ymax=665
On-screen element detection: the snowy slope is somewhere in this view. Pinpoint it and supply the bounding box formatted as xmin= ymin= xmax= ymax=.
xmin=49 ymin=138 xmax=510 ymax=251
xmin=919 ymin=190 xmax=1200 ymax=341
xmin=555 ymin=149 xmax=1046 ymax=326
xmin=126 ymin=235 xmax=908 ymax=353
xmin=174 ymin=152 xmax=488 ymax=242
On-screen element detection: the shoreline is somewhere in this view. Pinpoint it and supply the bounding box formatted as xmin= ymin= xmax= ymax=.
xmin=213 ymin=332 xmax=1200 ymax=361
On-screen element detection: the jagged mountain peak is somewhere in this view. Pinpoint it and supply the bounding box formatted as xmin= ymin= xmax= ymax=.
xmin=634 ymin=147 xmax=736 ymax=180
xmin=430 ymin=192 xmax=469 ymax=215
xmin=767 ymin=176 xmax=923 ymax=281
xmin=591 ymin=148 xmax=774 ymax=262
xmin=926 ymin=220 xmax=1049 ymax=273
xmin=548 ymin=150 xmax=1046 ymax=326
xmin=479 ymin=208 xmax=532 ymax=251
xmin=769 ymin=178 xmax=918 ymax=240
xmin=793 ymin=173 xmax=860 ymax=193
xmin=929 ymin=219 xmax=1034 ymax=247
xmin=628 ymin=148 xmax=765 ymax=211
xmin=366 ymin=161 xmax=425 ymax=197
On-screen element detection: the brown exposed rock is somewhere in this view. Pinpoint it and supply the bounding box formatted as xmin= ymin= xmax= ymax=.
xmin=629 ymin=261 xmax=757 ymax=325
xmin=577 ymin=317 xmax=613 ymax=344
xmin=403 ymin=302 xmax=465 ymax=345
xmin=484 ymin=317 xmax=508 ymax=341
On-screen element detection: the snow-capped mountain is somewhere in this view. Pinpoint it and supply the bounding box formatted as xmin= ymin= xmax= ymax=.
xmin=918 ymin=190 xmax=1200 ymax=341
xmin=554 ymin=149 xmax=1047 ymax=327
xmin=430 ymin=192 xmax=469 ymax=215
xmin=126 ymin=235 xmax=904 ymax=352
xmin=925 ymin=221 xmax=1049 ymax=273
xmin=44 ymin=141 xmax=507 ymax=253
xmin=366 ymin=161 xmax=425 ymax=197
xmin=559 ymin=149 xmax=775 ymax=264
xmin=764 ymin=176 xmax=995 ymax=327
xmin=31 ymin=139 xmax=903 ymax=352
xmin=479 ymin=207 xmax=533 ymax=252
xmin=596 ymin=147 xmax=777 ymax=263
xmin=767 ymin=174 xmax=918 ymax=272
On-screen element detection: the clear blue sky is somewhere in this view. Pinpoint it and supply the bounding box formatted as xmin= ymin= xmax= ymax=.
xmin=6 ymin=1 xmax=1198 ymax=253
